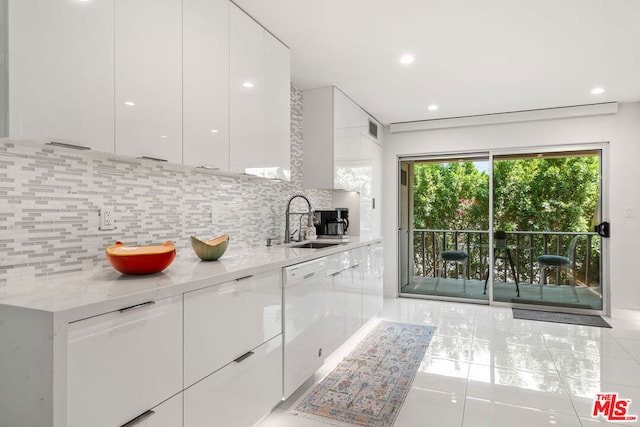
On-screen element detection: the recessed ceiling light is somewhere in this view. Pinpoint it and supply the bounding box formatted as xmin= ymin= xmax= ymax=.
xmin=427 ymin=104 xmax=439 ymax=111
xmin=590 ymin=87 xmax=605 ymax=95
xmin=210 ymin=129 xmax=219 ymax=133
xmin=242 ymin=81 xmax=255 ymax=88
xmin=399 ymin=54 xmax=415 ymax=65
xmin=124 ymin=101 xmax=135 ymax=106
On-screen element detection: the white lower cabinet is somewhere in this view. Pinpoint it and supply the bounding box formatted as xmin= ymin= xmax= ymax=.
xmin=324 ymin=249 xmax=361 ymax=357
xmin=66 ymin=296 xmax=183 ymax=427
xmin=323 ymin=244 xmax=383 ymax=360
xmin=1 ymin=243 xmax=382 ymax=427
xmin=345 ymin=263 xmax=364 ymax=338
xmin=184 ymin=335 xmax=283 ymax=427
xmin=183 ymin=268 xmax=283 ymax=427
xmin=183 ymin=269 xmax=282 ymax=387
xmin=363 ymin=242 xmax=384 ymax=323
xmin=323 ymin=268 xmax=347 ymax=357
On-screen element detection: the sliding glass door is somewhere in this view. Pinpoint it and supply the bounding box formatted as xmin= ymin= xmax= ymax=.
xmin=399 ymin=154 xmax=490 ymax=302
xmin=399 ymin=147 xmax=605 ymax=312
xmin=491 ymin=150 xmax=603 ymax=310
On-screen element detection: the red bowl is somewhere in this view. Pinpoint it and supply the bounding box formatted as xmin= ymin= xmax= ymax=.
xmin=106 ymin=241 xmax=176 ymax=275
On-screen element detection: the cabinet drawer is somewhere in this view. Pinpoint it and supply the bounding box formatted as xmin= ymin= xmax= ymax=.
xmin=184 ymin=335 xmax=283 ymax=427
xmin=184 ymin=269 xmax=282 ymax=386
xmin=67 ymin=296 xmax=183 ymax=427
xmin=121 ymin=393 xmax=182 ymax=427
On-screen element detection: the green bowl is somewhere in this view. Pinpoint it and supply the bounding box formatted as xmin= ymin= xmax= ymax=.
xmin=191 ymin=235 xmax=229 ymax=261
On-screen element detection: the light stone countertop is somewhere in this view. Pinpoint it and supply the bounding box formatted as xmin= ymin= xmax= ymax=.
xmin=0 ymin=237 xmax=382 ymax=322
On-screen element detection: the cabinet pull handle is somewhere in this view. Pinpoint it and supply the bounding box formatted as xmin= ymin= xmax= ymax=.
xmin=235 ymin=274 xmax=253 ymax=281
xmin=234 ymin=350 xmax=255 ymax=363
xmin=47 ymin=141 xmax=91 ymax=151
xmin=120 ymin=409 xmax=155 ymax=427
xmin=119 ymin=301 xmax=155 ymax=313
xmin=303 ymin=272 xmax=315 ymax=280
xmin=372 ymin=197 xmax=376 ymax=209
xmin=138 ymin=156 xmax=168 ymax=162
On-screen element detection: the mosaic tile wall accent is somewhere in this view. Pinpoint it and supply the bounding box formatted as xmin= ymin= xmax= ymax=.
xmin=0 ymin=85 xmax=333 ymax=283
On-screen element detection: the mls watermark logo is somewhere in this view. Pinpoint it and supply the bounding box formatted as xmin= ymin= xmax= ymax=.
xmin=592 ymin=393 xmax=638 ymax=422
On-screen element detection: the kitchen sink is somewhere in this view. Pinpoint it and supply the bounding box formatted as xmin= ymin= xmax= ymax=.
xmin=290 ymin=241 xmax=346 ymax=249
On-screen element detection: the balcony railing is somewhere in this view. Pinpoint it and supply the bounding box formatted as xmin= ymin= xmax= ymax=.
xmin=412 ymin=229 xmax=600 ymax=287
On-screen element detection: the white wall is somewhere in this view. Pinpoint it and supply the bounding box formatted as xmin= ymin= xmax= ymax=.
xmin=382 ymin=102 xmax=640 ymax=311
xmin=0 ymin=0 xmax=7 ymax=137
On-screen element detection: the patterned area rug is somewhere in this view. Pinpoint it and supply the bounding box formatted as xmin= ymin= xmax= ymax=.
xmin=294 ymin=321 xmax=436 ymax=427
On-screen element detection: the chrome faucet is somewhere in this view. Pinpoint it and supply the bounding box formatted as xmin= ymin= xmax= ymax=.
xmin=285 ymin=194 xmax=314 ymax=243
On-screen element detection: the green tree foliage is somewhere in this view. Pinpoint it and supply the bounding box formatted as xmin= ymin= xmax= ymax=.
xmin=413 ymin=162 xmax=489 ymax=230
xmin=413 ymin=156 xmax=599 ymax=233
xmin=493 ymin=157 xmax=599 ymax=232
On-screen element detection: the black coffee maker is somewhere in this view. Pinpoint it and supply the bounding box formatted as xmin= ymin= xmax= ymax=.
xmin=313 ymin=208 xmax=349 ymax=239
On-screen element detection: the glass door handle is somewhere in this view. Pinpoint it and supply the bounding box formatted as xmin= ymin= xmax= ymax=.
xmin=594 ymin=221 xmax=610 ymax=238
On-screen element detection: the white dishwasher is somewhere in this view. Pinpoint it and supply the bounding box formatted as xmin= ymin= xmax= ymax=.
xmin=283 ymin=257 xmax=327 ymax=399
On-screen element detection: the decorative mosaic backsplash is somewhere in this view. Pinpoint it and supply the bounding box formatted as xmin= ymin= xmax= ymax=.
xmin=0 ymin=85 xmax=333 ymax=283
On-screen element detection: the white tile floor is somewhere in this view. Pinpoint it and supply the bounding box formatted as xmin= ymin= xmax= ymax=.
xmin=259 ymin=298 xmax=640 ymax=427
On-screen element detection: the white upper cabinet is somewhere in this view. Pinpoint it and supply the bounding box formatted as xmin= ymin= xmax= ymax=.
xmin=302 ymin=87 xmax=335 ymax=189
xmin=334 ymin=90 xmax=369 ymax=192
xmin=114 ymin=0 xmax=183 ymax=163
xmin=303 ymin=86 xmax=383 ymax=236
xmin=333 ymin=89 xmax=366 ymax=132
xmin=8 ymin=0 xmax=115 ymax=151
xmin=229 ymin=4 xmax=265 ymax=176
xmin=303 ymin=87 xmax=382 ymax=191
xmin=183 ymin=0 xmax=230 ymax=170
xmin=229 ymin=4 xmax=291 ymax=179
xmin=264 ymin=32 xmax=291 ymax=180
xmin=7 ymin=0 xmax=290 ymax=177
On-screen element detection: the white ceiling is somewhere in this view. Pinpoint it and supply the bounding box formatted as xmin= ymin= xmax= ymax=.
xmin=233 ymin=0 xmax=640 ymax=125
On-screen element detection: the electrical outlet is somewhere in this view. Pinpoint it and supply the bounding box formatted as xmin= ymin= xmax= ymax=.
xmin=99 ymin=207 xmax=116 ymax=231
